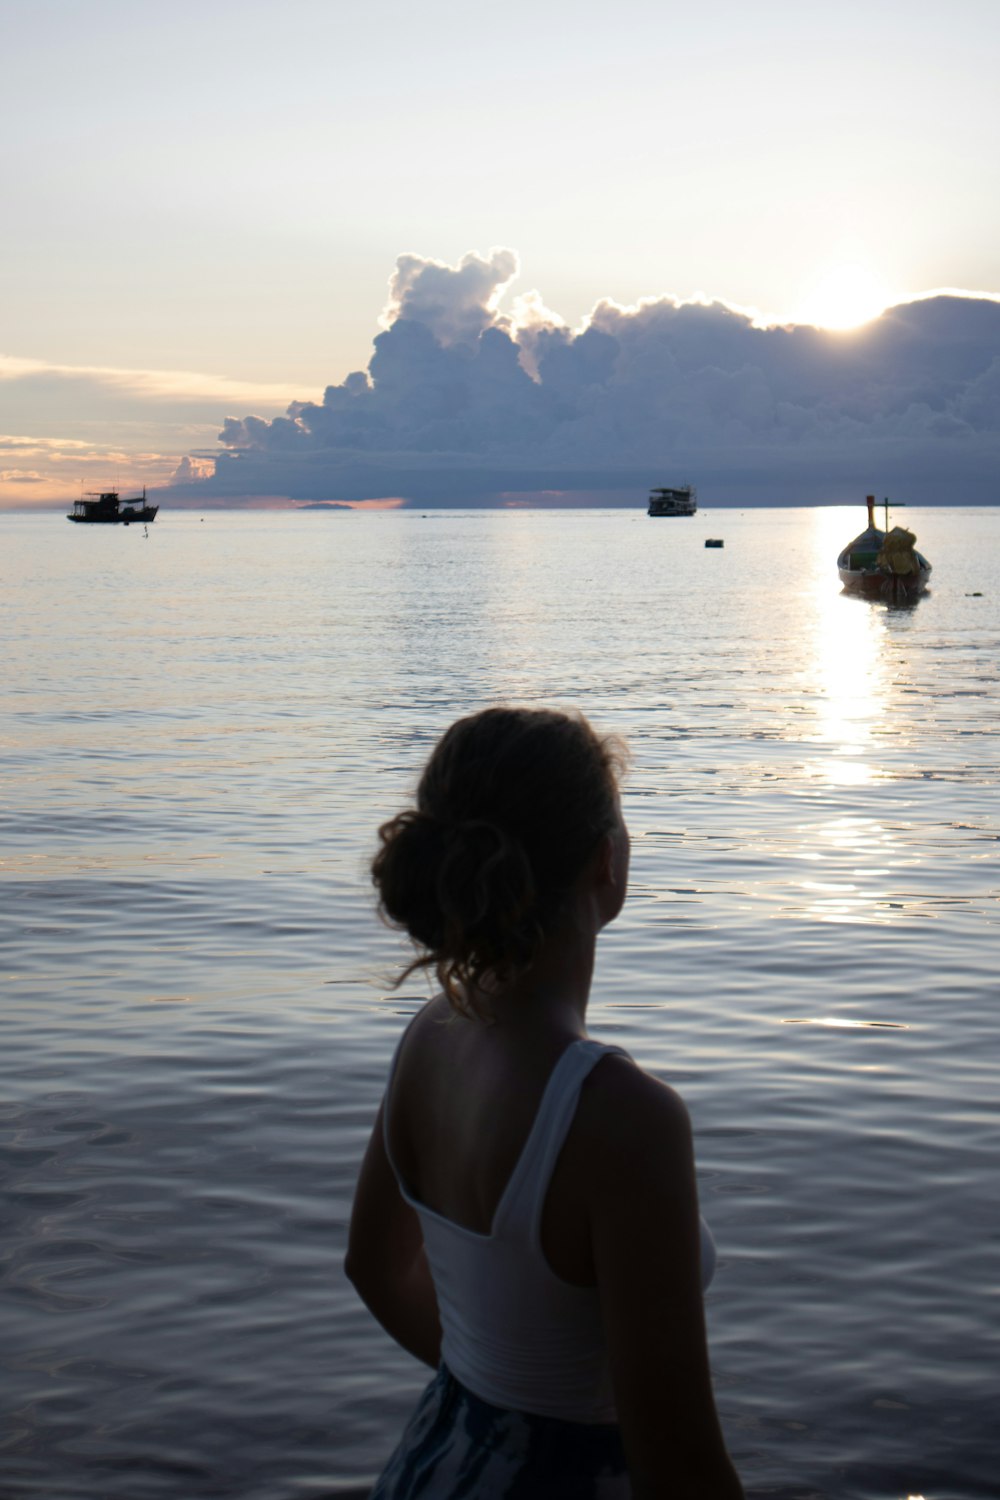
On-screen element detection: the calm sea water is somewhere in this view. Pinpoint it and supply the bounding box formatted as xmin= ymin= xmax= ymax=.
xmin=2 ymin=506 xmax=998 ymax=1500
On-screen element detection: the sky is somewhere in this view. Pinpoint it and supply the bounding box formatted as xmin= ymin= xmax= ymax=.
xmin=3 ymin=0 xmax=999 ymax=509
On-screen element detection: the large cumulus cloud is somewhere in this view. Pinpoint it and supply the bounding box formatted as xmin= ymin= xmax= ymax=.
xmin=165 ymin=249 xmax=1000 ymax=506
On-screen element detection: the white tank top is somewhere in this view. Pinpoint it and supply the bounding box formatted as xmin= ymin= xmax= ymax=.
xmin=383 ymin=1035 xmax=716 ymax=1423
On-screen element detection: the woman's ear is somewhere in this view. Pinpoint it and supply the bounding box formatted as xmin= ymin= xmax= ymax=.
xmin=594 ymin=829 xmax=617 ymax=888
xmin=590 ymin=828 xmax=620 ymax=894
xmin=581 ymin=822 xmax=629 ymax=928
xmin=597 ymin=817 xmax=630 ymax=924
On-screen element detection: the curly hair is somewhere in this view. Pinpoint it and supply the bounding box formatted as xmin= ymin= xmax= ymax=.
xmin=371 ymin=707 xmax=626 ymax=1016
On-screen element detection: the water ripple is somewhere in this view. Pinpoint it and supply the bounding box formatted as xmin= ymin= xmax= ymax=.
xmin=2 ymin=507 xmax=999 ymax=1497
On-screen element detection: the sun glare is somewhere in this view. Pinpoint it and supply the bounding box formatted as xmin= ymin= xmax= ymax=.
xmin=796 ymin=261 xmax=894 ymax=331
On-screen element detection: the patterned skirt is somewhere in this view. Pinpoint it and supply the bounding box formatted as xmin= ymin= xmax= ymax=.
xmin=370 ymin=1364 xmax=630 ymax=1499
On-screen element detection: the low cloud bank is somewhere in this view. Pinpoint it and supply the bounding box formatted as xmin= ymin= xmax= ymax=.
xmin=0 ymin=358 xmax=308 ymax=506
xmin=165 ymin=249 xmax=1000 ymax=507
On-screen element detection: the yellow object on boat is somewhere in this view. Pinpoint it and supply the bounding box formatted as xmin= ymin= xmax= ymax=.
xmin=878 ymin=526 xmax=920 ymax=576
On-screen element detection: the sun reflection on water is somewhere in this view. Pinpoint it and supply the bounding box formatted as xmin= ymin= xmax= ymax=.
xmin=783 ymin=511 xmax=915 ymax=924
xmin=808 ymin=509 xmax=893 ymax=783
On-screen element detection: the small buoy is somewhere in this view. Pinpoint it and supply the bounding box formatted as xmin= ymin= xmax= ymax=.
xmin=704 ymin=538 xmax=724 ymax=548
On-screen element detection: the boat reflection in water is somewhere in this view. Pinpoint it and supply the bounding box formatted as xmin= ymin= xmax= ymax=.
xmin=837 ymin=495 xmax=930 ymax=602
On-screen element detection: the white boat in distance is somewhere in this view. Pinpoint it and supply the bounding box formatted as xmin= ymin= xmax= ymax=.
xmin=648 ymin=484 xmax=697 ymax=516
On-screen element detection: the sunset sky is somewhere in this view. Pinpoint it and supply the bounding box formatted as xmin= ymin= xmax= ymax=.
xmin=3 ymin=0 xmax=999 ymax=508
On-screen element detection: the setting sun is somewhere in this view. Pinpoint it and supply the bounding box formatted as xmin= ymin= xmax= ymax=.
xmin=796 ymin=261 xmax=895 ymax=330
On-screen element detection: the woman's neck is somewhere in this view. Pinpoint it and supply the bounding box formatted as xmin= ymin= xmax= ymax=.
xmin=477 ymin=915 xmax=597 ymax=1040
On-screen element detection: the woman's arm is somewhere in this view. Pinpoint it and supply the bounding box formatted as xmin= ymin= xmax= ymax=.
xmin=584 ymin=1059 xmax=744 ymax=1500
xmin=345 ymin=1102 xmax=442 ymax=1368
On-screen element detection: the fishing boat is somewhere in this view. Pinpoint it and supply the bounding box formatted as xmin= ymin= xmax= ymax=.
xmin=67 ymin=489 xmax=159 ymax=525
xmin=837 ymin=496 xmax=930 ymax=601
xmin=648 ymin=484 xmax=697 ymax=516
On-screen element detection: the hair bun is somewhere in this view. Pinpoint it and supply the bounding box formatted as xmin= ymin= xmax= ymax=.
xmin=373 ymin=811 xmax=538 ymax=974
xmin=433 ymin=818 xmax=538 ymax=971
xmin=372 ymin=810 xmax=450 ymax=949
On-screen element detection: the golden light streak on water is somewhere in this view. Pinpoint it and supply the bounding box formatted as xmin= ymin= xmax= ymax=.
xmin=809 ymin=510 xmax=890 ymax=779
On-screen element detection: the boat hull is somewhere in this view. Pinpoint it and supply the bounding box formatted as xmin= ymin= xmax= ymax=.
xmin=67 ymin=505 xmax=159 ymax=525
xmin=837 ymin=561 xmax=930 ymax=601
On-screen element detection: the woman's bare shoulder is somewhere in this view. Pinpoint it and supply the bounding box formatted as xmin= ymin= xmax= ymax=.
xmin=387 ymin=995 xmax=480 ymax=1114
xmin=391 ymin=994 xmax=453 ymax=1056
xmin=575 ymin=1050 xmax=694 ymax=1180
xmin=405 ymin=992 xmax=452 ymax=1028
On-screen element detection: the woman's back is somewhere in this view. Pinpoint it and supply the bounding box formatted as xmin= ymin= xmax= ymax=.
xmin=384 ymin=997 xmax=591 ymax=1263
xmin=384 ymin=997 xmax=715 ymax=1293
xmin=385 ymin=1014 xmax=630 ymax=1420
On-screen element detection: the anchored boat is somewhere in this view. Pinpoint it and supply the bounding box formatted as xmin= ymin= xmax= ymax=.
xmin=67 ymin=489 xmax=159 ymax=525
xmin=837 ymin=496 xmax=930 ymax=601
xmin=648 ymin=484 xmax=697 ymax=516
